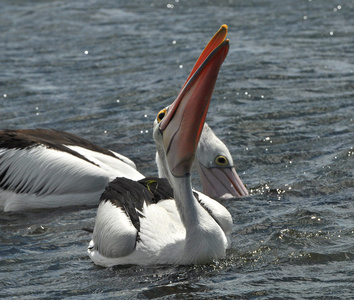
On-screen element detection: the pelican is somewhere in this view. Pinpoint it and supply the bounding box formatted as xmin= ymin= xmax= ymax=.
xmin=88 ymin=28 xmax=230 ymax=266
xmin=0 ymin=25 xmax=246 ymax=212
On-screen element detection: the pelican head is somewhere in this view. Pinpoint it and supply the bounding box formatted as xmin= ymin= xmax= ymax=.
xmin=195 ymin=123 xmax=248 ymax=199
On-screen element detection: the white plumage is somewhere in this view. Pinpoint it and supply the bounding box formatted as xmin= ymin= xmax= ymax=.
xmin=0 ymin=140 xmax=143 ymax=211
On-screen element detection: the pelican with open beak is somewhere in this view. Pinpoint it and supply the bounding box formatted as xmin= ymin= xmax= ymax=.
xmin=88 ymin=27 xmax=231 ymax=266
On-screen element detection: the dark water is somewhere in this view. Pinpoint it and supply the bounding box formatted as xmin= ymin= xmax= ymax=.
xmin=1 ymin=0 xmax=353 ymax=298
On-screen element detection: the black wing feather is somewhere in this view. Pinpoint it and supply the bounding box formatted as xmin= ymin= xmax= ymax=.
xmin=0 ymin=129 xmax=121 ymax=165
xmin=100 ymin=177 xmax=174 ymax=231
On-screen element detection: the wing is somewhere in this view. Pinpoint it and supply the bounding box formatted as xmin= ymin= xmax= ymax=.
xmin=0 ymin=146 xmax=112 ymax=210
xmin=0 ymin=129 xmax=144 ymax=211
xmin=88 ymin=177 xmax=155 ymax=261
xmin=0 ymin=146 xmax=113 ymax=196
xmin=193 ymin=190 xmax=233 ymax=236
xmin=64 ymin=145 xmax=143 ymax=181
xmin=88 ymin=177 xmax=183 ymax=266
xmin=89 ymin=200 xmax=138 ymax=259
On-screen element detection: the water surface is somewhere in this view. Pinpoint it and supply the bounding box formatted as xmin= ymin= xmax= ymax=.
xmin=1 ymin=0 xmax=353 ymax=298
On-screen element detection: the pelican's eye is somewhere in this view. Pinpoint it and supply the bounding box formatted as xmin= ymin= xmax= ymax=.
xmin=215 ymin=155 xmax=228 ymax=166
xmin=157 ymin=108 xmax=167 ymax=123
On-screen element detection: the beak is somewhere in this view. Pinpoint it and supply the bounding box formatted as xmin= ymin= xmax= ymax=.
xmin=195 ymin=163 xmax=249 ymax=199
xmin=160 ymin=28 xmax=229 ymax=177
xmin=182 ymin=24 xmax=228 ymax=89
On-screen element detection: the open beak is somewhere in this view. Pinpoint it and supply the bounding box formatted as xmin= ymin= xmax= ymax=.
xmin=160 ymin=26 xmax=229 ymax=177
xmin=195 ymin=163 xmax=249 ymax=199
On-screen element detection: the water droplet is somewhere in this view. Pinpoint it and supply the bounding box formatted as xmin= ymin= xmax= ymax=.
xmin=144 ymin=114 xmax=147 ymax=118
xmin=179 ymin=65 xmax=183 ymax=69
xmin=116 ymin=99 xmax=120 ymax=103
xmin=84 ymin=50 xmax=89 ymax=55
xmin=172 ymin=40 xmax=177 ymax=44
xmin=3 ymin=94 xmax=7 ymax=98
xmin=303 ymin=15 xmax=308 ymax=20
xmin=330 ymin=31 xmax=334 ymax=36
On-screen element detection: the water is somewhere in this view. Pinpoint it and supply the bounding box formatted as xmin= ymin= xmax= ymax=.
xmin=1 ymin=0 xmax=353 ymax=298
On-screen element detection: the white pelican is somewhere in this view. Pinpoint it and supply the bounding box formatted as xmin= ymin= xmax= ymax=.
xmin=88 ymin=29 xmax=231 ymax=266
xmin=0 ymin=25 xmax=246 ymax=212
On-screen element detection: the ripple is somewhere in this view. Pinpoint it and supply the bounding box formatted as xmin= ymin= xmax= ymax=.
xmin=1 ymin=0 xmax=353 ymax=298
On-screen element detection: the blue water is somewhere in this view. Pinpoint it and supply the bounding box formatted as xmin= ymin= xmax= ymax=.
xmin=1 ymin=0 xmax=353 ymax=298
